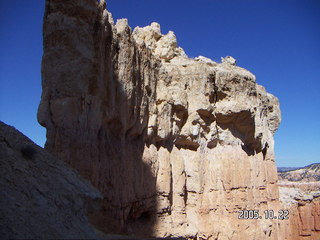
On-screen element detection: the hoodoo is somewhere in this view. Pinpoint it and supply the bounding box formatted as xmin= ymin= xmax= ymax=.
xmin=38 ymin=0 xmax=285 ymax=239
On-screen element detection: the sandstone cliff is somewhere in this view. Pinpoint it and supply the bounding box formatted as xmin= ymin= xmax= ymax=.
xmin=38 ymin=0 xmax=283 ymax=239
xmin=279 ymin=187 xmax=320 ymax=240
xmin=278 ymin=164 xmax=320 ymax=239
xmin=0 ymin=121 xmax=102 ymax=239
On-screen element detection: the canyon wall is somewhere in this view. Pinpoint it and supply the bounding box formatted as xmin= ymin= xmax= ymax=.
xmin=278 ymin=166 xmax=320 ymax=240
xmin=38 ymin=0 xmax=284 ymax=239
xmin=279 ymin=187 xmax=320 ymax=240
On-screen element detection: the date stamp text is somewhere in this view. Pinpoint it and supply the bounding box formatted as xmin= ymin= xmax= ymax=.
xmin=238 ymin=210 xmax=289 ymax=220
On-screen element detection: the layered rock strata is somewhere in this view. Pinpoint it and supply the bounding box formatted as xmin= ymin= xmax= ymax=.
xmin=278 ymin=164 xmax=320 ymax=239
xmin=279 ymin=187 xmax=320 ymax=240
xmin=0 ymin=121 xmax=102 ymax=239
xmin=38 ymin=0 xmax=282 ymax=239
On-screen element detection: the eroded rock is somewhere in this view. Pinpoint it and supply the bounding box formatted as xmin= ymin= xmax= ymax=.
xmin=221 ymin=56 xmax=237 ymax=65
xmin=0 ymin=121 xmax=102 ymax=239
xmin=279 ymin=187 xmax=320 ymax=239
xmin=278 ymin=164 xmax=320 ymax=240
xmin=38 ymin=0 xmax=283 ymax=239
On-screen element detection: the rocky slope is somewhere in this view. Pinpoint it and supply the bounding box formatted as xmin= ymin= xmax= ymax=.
xmin=279 ymin=163 xmax=320 ymax=182
xmin=0 ymin=121 xmax=102 ymax=239
xmin=277 ymin=164 xmax=320 ymax=239
xmin=38 ymin=0 xmax=283 ymax=239
xmin=278 ymin=167 xmax=300 ymax=172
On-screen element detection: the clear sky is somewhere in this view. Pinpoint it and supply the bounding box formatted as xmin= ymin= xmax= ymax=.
xmin=0 ymin=0 xmax=319 ymax=167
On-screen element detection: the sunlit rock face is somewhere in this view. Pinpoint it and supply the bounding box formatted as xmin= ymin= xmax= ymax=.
xmin=39 ymin=0 xmax=283 ymax=239
xmin=134 ymin=22 xmax=282 ymax=239
xmin=278 ymin=187 xmax=320 ymax=240
xmin=278 ymin=165 xmax=320 ymax=240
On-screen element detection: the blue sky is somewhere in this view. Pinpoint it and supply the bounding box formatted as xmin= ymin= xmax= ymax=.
xmin=0 ymin=0 xmax=319 ymax=167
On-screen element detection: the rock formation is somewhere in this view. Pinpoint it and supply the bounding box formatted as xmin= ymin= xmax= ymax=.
xmin=278 ymin=164 xmax=320 ymax=239
xmin=38 ymin=0 xmax=285 ymax=239
xmin=278 ymin=187 xmax=320 ymax=240
xmin=0 ymin=121 xmax=102 ymax=239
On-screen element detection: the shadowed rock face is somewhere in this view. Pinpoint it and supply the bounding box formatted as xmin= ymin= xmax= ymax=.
xmin=38 ymin=0 xmax=283 ymax=239
xmin=39 ymin=0 xmax=159 ymax=235
xmin=0 ymin=121 xmax=102 ymax=239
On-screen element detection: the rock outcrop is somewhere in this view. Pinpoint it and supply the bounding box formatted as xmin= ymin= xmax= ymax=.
xmin=133 ymin=22 xmax=281 ymax=239
xmin=279 ymin=187 xmax=320 ymax=240
xmin=0 ymin=121 xmax=102 ymax=239
xmin=39 ymin=0 xmax=159 ymax=235
xmin=278 ymin=164 xmax=320 ymax=239
xmin=38 ymin=0 xmax=283 ymax=239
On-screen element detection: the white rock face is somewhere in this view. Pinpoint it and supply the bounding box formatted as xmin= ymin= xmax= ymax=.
xmin=221 ymin=56 xmax=237 ymax=65
xmin=137 ymin=31 xmax=282 ymax=236
xmin=133 ymin=23 xmax=187 ymax=61
xmin=38 ymin=1 xmax=283 ymax=239
xmin=195 ymin=55 xmax=217 ymax=65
